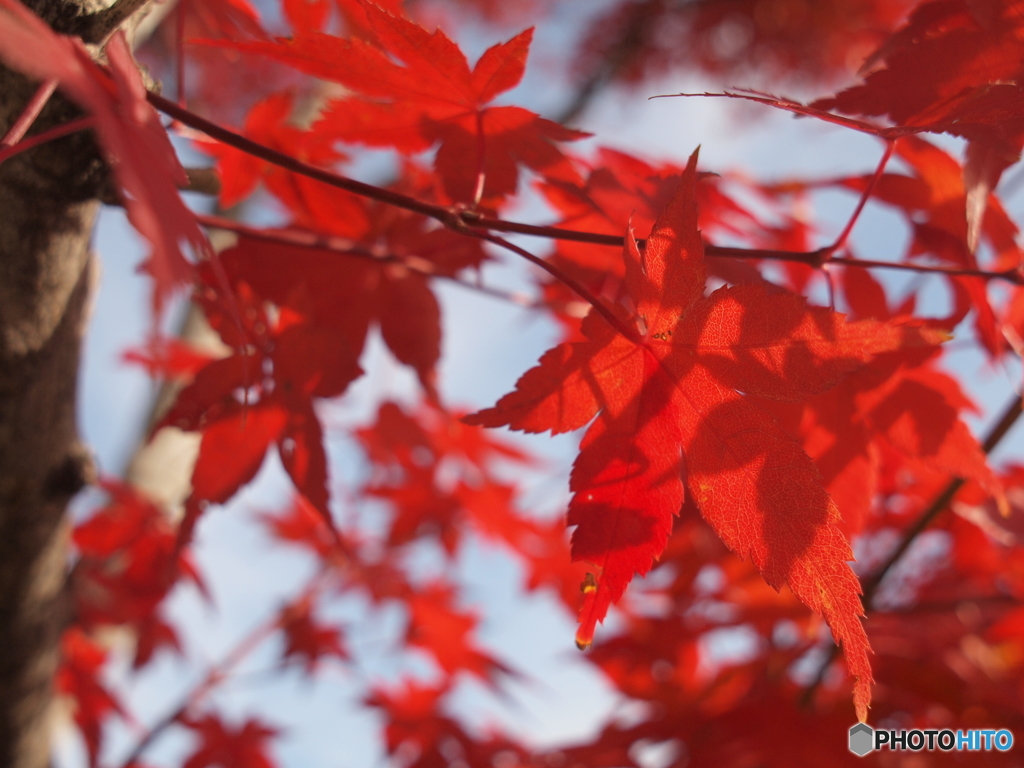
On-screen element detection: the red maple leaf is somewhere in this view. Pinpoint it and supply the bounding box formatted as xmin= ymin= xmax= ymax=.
xmin=55 ymin=629 xmax=125 ymax=768
xmin=367 ymin=680 xmax=525 ymax=768
xmin=333 ymin=0 xmax=403 ymax=42
xmin=161 ymin=273 xmax=362 ymax=537
xmin=197 ymin=90 xmax=351 ymax=210
xmin=220 ymin=237 xmax=434 ymax=395
xmin=72 ymin=481 xmax=202 ymax=667
xmin=467 ymin=149 xmax=948 ymax=721
xmin=182 ymin=714 xmax=279 ymax=768
xmin=217 ymin=0 xmax=587 ymax=206
xmin=405 ymin=584 xmax=511 ymax=682
xmin=212 ymin=178 xmax=487 ymax=398
xmin=122 ymin=337 xmax=218 ymax=379
xmin=177 ymin=0 xmax=267 ymax=41
xmin=752 ymin=266 xmax=1003 ymax=538
xmin=355 ymin=400 xmax=540 ymax=555
xmin=278 ymin=598 xmax=348 ymax=672
xmin=144 ymin=0 xmax=301 ymax=123
xmin=537 ymin=147 xmax=814 ymax=322
xmin=282 ymin=0 xmax=330 ymax=33
xmin=260 ymin=496 xmax=342 ymax=561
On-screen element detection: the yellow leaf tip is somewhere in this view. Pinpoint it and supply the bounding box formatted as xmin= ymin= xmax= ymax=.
xmin=580 ymin=572 xmax=597 ymax=594
xmin=997 ymin=493 xmax=1012 ymax=518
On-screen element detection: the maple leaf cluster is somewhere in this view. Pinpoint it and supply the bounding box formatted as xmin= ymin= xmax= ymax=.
xmin=4 ymin=0 xmax=1024 ymax=766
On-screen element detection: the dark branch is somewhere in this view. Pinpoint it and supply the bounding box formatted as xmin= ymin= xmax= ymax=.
xmin=148 ymin=94 xmax=1024 ymax=288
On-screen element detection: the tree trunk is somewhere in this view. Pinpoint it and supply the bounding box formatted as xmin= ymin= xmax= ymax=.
xmin=0 ymin=3 xmax=129 ymax=766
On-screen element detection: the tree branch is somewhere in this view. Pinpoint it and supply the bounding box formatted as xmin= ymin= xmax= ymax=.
xmin=860 ymin=392 xmax=1023 ymax=608
xmin=555 ymin=0 xmax=659 ymax=126
xmin=74 ymin=0 xmax=156 ymax=44
xmin=149 ymin=93 xmax=448 ymax=219
xmin=148 ymin=94 xmax=1024 ymax=288
xmin=181 ymin=166 xmax=220 ymax=196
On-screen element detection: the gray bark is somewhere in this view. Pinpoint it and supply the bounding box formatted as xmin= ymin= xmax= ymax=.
xmin=0 ymin=2 xmax=154 ymax=766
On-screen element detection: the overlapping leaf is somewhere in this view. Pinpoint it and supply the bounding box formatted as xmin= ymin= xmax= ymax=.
xmin=368 ymin=679 xmax=530 ymax=768
xmin=197 ymin=90 xmax=353 ymax=211
xmin=72 ymin=481 xmax=202 ymax=668
xmin=0 ymin=5 xmax=209 ymax=310
xmin=468 ymin=150 xmax=948 ymax=720
xmin=162 ymin=271 xmax=361 ymax=537
xmin=813 ymin=0 xmax=1024 ymax=249
xmin=537 ymin=147 xmax=815 ymax=323
xmin=405 ymin=585 xmax=511 ymax=682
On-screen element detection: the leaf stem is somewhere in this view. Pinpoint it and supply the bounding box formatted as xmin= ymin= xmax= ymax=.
xmin=0 ymin=116 xmax=95 ymax=167
xmin=652 ymin=91 xmax=921 ymax=140
xmin=469 ymin=231 xmax=638 ymax=340
xmin=0 ymin=78 xmax=58 ymax=150
xmin=828 ymin=256 xmax=1020 ymax=282
xmin=825 ymin=140 xmax=896 ymax=256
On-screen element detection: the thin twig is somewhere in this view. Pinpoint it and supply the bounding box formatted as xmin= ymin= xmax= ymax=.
xmin=111 ymin=620 xmax=277 ymax=767
xmin=110 ymin=570 xmax=330 ymax=768
xmin=468 ymin=231 xmax=638 ymax=341
xmin=182 ymin=167 xmax=221 ymax=196
xmin=148 ymin=95 xmax=1024 ymax=288
xmin=827 ymin=256 xmax=1021 ymax=282
xmin=653 ymin=91 xmax=922 ymax=140
xmin=556 ymin=1 xmax=655 ymax=126
xmin=149 ymin=92 xmax=446 ymax=219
